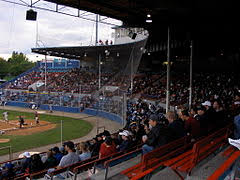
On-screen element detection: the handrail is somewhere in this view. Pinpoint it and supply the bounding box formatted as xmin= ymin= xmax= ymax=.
xmin=207 ymin=150 xmax=240 ymax=180
xmin=103 ymin=148 xmax=142 ymax=180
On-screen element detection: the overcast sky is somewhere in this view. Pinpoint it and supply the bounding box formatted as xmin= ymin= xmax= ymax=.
xmin=0 ymin=1 xmax=122 ymax=61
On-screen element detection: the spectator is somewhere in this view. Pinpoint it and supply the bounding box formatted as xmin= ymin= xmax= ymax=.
xmin=111 ymin=133 xmax=121 ymax=146
xmin=99 ymin=136 xmax=117 ymax=158
xmin=20 ymin=152 xmax=32 ymax=173
xmin=179 ymin=109 xmax=201 ymax=140
xmin=234 ymin=107 xmax=240 ymax=139
xmin=197 ymin=106 xmax=209 ymax=136
xmin=30 ymin=154 xmax=44 ymax=173
xmin=44 ymin=151 xmax=58 ymax=169
xmin=56 ymin=141 xmax=79 ymax=169
xmin=213 ymin=100 xmax=226 ymax=129
xmin=190 ymin=107 xmax=199 ymax=120
xmin=117 ymin=131 xmax=131 ymax=152
xmin=96 ymin=133 xmax=104 ymax=144
xmin=202 ymin=100 xmax=215 ymax=132
xmin=101 ymin=130 xmax=111 ymax=140
xmin=0 ymin=163 xmax=15 ymax=179
xmin=142 ymin=114 xmax=171 ymax=154
xmin=105 ymin=40 xmax=108 ymax=45
xmin=50 ymin=147 xmax=63 ymax=164
xmin=129 ymin=122 xmax=145 ymax=144
xmin=167 ymin=111 xmax=185 ymax=140
xmin=77 ymin=142 xmax=91 ymax=161
xmin=89 ymin=137 xmax=101 ymax=157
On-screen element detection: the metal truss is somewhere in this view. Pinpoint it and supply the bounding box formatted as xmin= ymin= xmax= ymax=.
xmin=0 ymin=0 xmax=120 ymax=26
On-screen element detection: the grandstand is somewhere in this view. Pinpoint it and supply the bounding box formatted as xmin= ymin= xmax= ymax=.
xmin=1 ymin=0 xmax=240 ymax=180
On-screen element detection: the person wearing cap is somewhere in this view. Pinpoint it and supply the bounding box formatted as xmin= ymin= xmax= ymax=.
xmin=129 ymin=122 xmax=145 ymax=144
xmin=56 ymin=141 xmax=79 ymax=169
xmin=20 ymin=152 xmax=32 ymax=173
xmin=202 ymin=100 xmax=215 ymax=132
xmin=117 ymin=131 xmax=131 ymax=152
xmin=197 ymin=106 xmax=209 ymax=136
xmin=202 ymin=101 xmax=212 ymax=109
xmin=142 ymin=114 xmax=171 ymax=154
xmin=51 ymin=146 xmax=63 ymax=164
xmin=43 ymin=150 xmax=58 ymax=169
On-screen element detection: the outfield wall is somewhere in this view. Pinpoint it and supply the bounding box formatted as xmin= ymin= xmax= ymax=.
xmin=5 ymin=101 xmax=124 ymax=125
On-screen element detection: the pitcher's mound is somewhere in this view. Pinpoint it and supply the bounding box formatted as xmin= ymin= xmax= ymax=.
xmin=0 ymin=139 xmax=10 ymax=143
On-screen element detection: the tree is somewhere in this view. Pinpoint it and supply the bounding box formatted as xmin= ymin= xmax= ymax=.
xmin=0 ymin=57 xmax=9 ymax=78
xmin=7 ymin=51 xmax=35 ymax=76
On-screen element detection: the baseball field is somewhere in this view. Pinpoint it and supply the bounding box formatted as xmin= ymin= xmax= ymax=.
xmin=0 ymin=109 xmax=93 ymax=156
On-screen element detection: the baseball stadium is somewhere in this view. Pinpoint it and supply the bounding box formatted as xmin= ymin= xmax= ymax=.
xmin=0 ymin=0 xmax=240 ymax=179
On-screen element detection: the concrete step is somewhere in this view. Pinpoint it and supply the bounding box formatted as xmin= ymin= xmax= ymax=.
xmin=151 ymin=147 xmax=228 ymax=180
xmin=74 ymin=154 xmax=142 ymax=180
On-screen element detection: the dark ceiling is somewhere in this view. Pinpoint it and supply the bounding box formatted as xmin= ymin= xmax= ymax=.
xmin=43 ymin=0 xmax=240 ymax=44
xmin=41 ymin=0 xmax=239 ymax=58
xmin=43 ymin=0 xmax=238 ymax=27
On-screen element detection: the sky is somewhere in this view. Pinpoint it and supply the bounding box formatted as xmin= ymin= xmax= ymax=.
xmin=0 ymin=0 xmax=122 ymax=61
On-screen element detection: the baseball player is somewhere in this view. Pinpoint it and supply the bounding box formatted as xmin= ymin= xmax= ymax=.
xmin=2 ymin=111 xmax=8 ymax=123
xmin=35 ymin=111 xmax=39 ymax=125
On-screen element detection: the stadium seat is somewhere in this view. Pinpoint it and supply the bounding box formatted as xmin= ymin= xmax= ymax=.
xmin=162 ymin=125 xmax=232 ymax=180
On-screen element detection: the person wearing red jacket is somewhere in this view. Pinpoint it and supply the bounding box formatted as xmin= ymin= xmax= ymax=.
xmin=180 ymin=109 xmax=201 ymax=140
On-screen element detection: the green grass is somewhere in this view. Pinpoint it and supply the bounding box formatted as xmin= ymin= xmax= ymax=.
xmin=0 ymin=109 xmax=92 ymax=156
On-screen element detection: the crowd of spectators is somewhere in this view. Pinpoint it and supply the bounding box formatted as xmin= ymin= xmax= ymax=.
xmin=2 ymin=94 xmax=239 ymax=179
xmin=137 ymin=72 xmax=240 ymax=107
xmin=2 ymin=65 xmax=240 ymax=179
xmin=4 ymin=67 xmax=130 ymax=94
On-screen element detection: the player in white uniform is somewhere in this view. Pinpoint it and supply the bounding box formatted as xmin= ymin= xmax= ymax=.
xmin=2 ymin=111 xmax=8 ymax=123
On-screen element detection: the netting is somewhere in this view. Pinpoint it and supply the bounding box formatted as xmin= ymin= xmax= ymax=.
xmin=88 ymin=33 xmax=149 ymax=125
xmin=0 ymin=31 xmax=148 ymax=126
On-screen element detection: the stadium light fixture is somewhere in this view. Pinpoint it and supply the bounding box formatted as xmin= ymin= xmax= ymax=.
xmin=146 ymin=14 xmax=152 ymax=23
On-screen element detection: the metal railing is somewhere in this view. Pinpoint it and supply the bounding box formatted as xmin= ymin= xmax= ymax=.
xmin=0 ymin=146 xmax=12 ymax=160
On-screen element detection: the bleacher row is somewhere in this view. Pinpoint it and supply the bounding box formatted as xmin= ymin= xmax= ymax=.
xmin=0 ymin=123 xmax=235 ymax=180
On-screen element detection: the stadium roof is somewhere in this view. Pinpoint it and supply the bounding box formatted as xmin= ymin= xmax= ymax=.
xmin=31 ymin=40 xmax=145 ymax=60
xmin=43 ymin=0 xmax=237 ymax=27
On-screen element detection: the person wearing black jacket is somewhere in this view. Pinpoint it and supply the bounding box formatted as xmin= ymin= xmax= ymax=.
xmin=167 ymin=111 xmax=186 ymax=140
xmin=142 ymin=114 xmax=171 ymax=154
